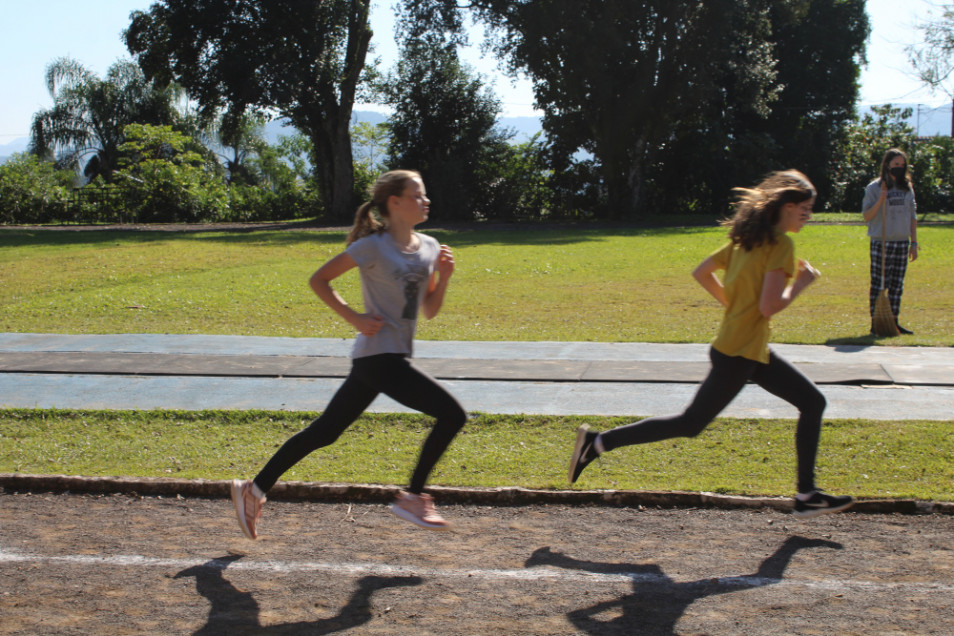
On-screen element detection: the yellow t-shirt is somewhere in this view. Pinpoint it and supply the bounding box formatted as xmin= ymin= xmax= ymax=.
xmin=709 ymin=234 xmax=796 ymax=363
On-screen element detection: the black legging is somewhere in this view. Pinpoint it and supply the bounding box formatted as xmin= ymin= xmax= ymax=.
xmin=253 ymin=353 xmax=467 ymax=494
xmin=600 ymin=347 xmax=825 ymax=493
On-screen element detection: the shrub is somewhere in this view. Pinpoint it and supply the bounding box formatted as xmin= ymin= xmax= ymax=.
xmin=0 ymin=153 xmax=73 ymax=224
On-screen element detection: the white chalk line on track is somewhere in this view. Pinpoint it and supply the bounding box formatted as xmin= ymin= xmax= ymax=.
xmin=2 ymin=547 xmax=953 ymax=594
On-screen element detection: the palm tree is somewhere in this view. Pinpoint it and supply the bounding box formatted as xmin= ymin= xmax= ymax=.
xmin=196 ymin=112 xmax=271 ymax=186
xmin=29 ymin=57 xmax=182 ymax=183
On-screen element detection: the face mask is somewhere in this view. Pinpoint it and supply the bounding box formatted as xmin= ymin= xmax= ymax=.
xmin=889 ymin=166 xmax=906 ymax=181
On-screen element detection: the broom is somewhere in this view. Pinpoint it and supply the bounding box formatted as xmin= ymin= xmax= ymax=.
xmin=872 ymin=196 xmax=900 ymax=337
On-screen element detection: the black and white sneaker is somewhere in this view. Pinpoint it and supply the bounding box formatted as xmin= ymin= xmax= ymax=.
xmin=569 ymin=424 xmax=600 ymax=484
xmin=793 ymin=491 xmax=855 ymax=519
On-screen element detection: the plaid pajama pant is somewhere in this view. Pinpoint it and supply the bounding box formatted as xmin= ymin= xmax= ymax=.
xmin=869 ymin=239 xmax=909 ymax=317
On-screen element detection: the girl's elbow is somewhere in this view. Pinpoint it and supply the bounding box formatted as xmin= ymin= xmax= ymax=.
xmin=759 ymin=301 xmax=778 ymax=318
xmin=691 ymin=264 xmax=711 ymax=282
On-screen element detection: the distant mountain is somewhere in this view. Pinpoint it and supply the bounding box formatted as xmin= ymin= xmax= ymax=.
xmin=0 ymin=136 xmax=29 ymax=164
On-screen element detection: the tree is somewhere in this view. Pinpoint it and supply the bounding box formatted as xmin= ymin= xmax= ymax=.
xmin=479 ymin=133 xmax=554 ymax=221
xmin=0 ymin=153 xmax=74 ymax=224
xmin=124 ymin=0 xmax=373 ymax=221
xmin=908 ymin=4 xmax=954 ymax=136
xmin=649 ymin=0 xmax=869 ymax=215
xmin=351 ymin=120 xmax=390 ymax=203
xmin=351 ymin=121 xmax=390 ymax=174
xmin=116 ymin=123 xmax=228 ymax=222
xmin=760 ymin=0 xmax=869 ymax=204
xmin=29 ymin=57 xmax=181 ymax=183
xmin=194 ymin=112 xmax=271 ymax=186
xmin=380 ymin=36 xmax=512 ymax=219
xmin=403 ymin=0 xmax=781 ymax=218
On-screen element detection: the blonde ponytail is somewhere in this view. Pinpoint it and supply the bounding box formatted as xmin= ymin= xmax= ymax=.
xmin=347 ymin=201 xmax=383 ymax=245
xmin=345 ymin=169 xmax=422 ymax=246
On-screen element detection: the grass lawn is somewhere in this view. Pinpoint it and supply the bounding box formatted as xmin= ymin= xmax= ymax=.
xmin=1 ymin=409 xmax=951 ymax=502
xmin=1 ymin=222 xmax=952 ymax=346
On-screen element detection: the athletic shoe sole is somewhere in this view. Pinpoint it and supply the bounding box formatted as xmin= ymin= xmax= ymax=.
xmin=389 ymin=502 xmax=450 ymax=530
xmin=230 ymin=479 xmax=256 ymax=540
xmin=569 ymin=424 xmax=593 ymax=483
xmin=792 ymin=499 xmax=855 ymax=519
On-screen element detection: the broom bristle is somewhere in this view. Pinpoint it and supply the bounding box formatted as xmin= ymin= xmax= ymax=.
xmin=873 ymin=290 xmax=899 ymax=337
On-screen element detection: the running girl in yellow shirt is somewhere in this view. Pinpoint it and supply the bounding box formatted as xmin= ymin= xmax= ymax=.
xmin=569 ymin=170 xmax=853 ymax=519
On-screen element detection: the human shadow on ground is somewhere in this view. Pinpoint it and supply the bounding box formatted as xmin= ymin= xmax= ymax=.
xmin=524 ymin=535 xmax=842 ymax=635
xmin=175 ymin=555 xmax=423 ymax=635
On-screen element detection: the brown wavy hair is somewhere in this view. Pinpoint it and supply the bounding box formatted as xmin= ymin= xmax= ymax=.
xmin=346 ymin=170 xmax=422 ymax=246
xmin=721 ymin=170 xmax=816 ymax=251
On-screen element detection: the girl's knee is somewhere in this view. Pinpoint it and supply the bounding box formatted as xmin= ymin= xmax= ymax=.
xmin=431 ymin=403 xmax=467 ymax=437
xmin=805 ymin=389 xmax=826 ymax=414
xmin=683 ymin=422 xmax=710 ymax=438
xmin=445 ymin=405 xmax=468 ymax=432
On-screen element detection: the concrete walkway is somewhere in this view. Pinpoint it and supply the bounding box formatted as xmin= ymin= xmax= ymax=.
xmin=1 ymin=332 xmax=953 ymax=420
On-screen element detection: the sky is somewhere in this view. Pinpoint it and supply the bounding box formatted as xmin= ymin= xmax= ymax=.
xmin=0 ymin=0 xmax=949 ymax=144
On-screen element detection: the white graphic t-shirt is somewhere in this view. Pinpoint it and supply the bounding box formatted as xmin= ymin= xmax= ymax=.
xmin=345 ymin=231 xmax=440 ymax=359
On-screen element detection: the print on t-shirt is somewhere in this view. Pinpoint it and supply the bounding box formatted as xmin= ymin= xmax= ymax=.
xmin=887 ymin=190 xmax=906 ymax=209
xmin=396 ymin=264 xmax=429 ymax=320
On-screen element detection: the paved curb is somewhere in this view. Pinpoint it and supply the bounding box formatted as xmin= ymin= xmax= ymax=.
xmin=1 ymin=473 xmax=951 ymax=516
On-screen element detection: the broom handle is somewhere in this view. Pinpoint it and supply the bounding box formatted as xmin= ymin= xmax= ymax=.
xmin=879 ymin=195 xmax=888 ymax=291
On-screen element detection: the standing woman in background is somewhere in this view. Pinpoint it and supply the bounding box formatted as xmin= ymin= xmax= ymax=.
xmin=861 ymin=148 xmax=918 ymax=335
xmin=231 ymin=169 xmax=467 ymax=539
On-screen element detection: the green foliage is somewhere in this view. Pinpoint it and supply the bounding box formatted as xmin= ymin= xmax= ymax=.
xmin=470 ymin=0 xmax=781 ymax=218
xmin=351 ymin=121 xmax=390 ymax=173
xmin=909 ymin=136 xmax=954 ymax=211
xmin=478 ymin=134 xmax=554 ymax=220
xmin=125 ymin=0 xmax=373 ymax=221
xmin=1 ymin=409 xmax=951 ymax=500
xmin=381 ymin=36 xmax=513 ymax=219
xmin=226 ymin=183 xmax=321 ymax=222
xmin=29 ymin=57 xmax=182 ymax=182
xmin=115 ymin=123 xmax=228 ymax=222
xmin=200 ymin=112 xmax=270 ymax=186
xmin=0 ymin=154 xmax=74 ymax=224
xmin=756 ymin=0 xmax=869 ymax=206
xmin=222 ymin=129 xmax=321 ymax=222
xmin=351 ymin=121 xmax=390 ymax=203
xmin=404 ymin=0 xmax=871 ymax=220
xmin=1 ymin=125 xmax=320 ymax=224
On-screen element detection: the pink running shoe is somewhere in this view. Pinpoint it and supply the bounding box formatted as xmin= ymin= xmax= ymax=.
xmin=230 ymin=479 xmax=265 ymax=540
xmin=390 ymin=491 xmax=450 ymax=530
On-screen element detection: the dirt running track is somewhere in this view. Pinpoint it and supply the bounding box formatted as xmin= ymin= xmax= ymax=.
xmin=1 ymin=491 xmax=953 ymax=635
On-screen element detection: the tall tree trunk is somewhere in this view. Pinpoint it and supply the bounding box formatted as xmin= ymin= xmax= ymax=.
xmin=312 ymin=0 xmax=372 ymax=222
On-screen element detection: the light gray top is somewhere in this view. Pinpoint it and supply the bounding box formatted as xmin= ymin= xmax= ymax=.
xmin=863 ymin=178 xmax=916 ymax=241
xmin=345 ymin=231 xmax=439 ymax=359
